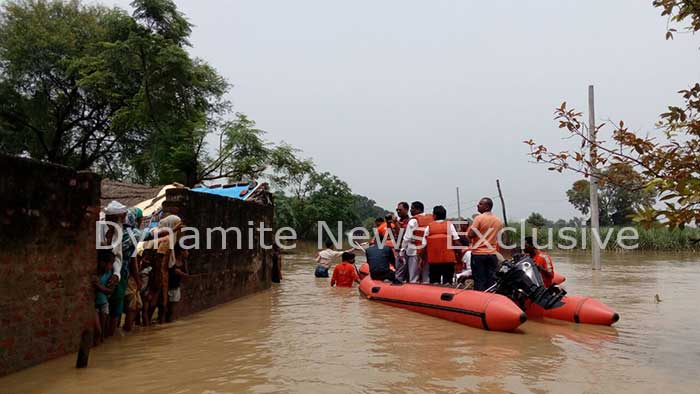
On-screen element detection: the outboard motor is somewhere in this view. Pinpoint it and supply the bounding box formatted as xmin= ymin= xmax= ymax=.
xmin=489 ymin=255 xmax=566 ymax=310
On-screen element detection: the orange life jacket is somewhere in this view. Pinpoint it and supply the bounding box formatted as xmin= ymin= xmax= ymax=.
xmin=391 ymin=218 xmax=409 ymax=249
xmin=384 ymin=222 xmax=400 ymax=248
xmin=410 ymin=214 xmax=434 ymax=248
xmin=426 ymin=221 xmax=457 ymax=264
xmin=376 ymin=222 xmax=395 ymax=248
xmin=376 ymin=222 xmax=387 ymax=237
xmin=533 ymin=250 xmax=555 ymax=287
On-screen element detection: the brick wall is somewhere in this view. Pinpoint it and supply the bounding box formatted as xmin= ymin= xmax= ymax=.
xmin=0 ymin=156 xmax=273 ymax=377
xmin=162 ymin=188 xmax=274 ymax=317
xmin=0 ymin=155 xmax=100 ymax=377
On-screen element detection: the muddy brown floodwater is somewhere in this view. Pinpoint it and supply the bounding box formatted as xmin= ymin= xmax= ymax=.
xmin=1 ymin=251 xmax=699 ymax=394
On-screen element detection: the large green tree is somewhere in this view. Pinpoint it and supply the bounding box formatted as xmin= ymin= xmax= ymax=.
xmin=525 ymin=212 xmax=549 ymax=228
xmin=0 ymin=0 xmax=228 ymax=185
xmin=274 ymin=171 xmax=388 ymax=240
xmin=352 ymin=194 xmax=389 ymax=222
xmin=566 ymin=164 xmax=655 ymax=226
xmin=0 ymin=0 xmax=143 ymax=174
xmin=275 ymin=172 xmax=358 ymax=240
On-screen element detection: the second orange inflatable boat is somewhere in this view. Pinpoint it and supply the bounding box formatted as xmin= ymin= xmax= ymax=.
xmin=358 ymin=277 xmax=527 ymax=332
xmin=525 ymin=295 xmax=619 ymax=325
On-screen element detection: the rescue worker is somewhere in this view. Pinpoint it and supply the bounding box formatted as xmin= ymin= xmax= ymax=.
xmin=393 ymin=201 xmax=411 ymax=282
xmin=375 ymin=217 xmax=386 ymax=237
xmin=467 ymin=197 xmax=503 ymax=291
xmin=402 ymin=201 xmax=434 ymax=283
xmin=382 ymin=213 xmax=399 ymax=249
xmin=523 ymin=236 xmax=555 ymax=287
xmin=424 ymin=205 xmax=462 ymax=284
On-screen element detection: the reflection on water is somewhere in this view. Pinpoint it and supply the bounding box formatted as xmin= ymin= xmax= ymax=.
xmin=1 ymin=251 xmax=699 ymax=393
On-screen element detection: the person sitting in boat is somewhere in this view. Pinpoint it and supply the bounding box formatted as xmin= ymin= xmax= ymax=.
xmin=315 ymin=240 xmax=351 ymax=278
xmin=523 ymin=236 xmax=555 ymax=287
xmin=365 ymin=241 xmax=400 ymax=283
xmin=330 ymin=252 xmax=361 ymax=288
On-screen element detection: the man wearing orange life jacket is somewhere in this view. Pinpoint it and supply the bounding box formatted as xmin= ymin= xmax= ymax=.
xmin=382 ymin=213 xmax=400 ymax=249
xmin=402 ymin=201 xmax=434 ymax=283
xmin=524 ymin=236 xmax=555 ymax=287
xmin=372 ymin=217 xmax=387 ymax=247
xmin=424 ymin=205 xmax=463 ymax=284
xmin=393 ymin=202 xmax=411 ymax=282
xmin=375 ymin=217 xmax=387 ymax=237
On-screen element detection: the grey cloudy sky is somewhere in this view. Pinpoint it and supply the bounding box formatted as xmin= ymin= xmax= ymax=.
xmin=107 ymin=0 xmax=700 ymax=220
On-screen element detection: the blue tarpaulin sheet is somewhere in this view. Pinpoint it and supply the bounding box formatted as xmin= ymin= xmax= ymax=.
xmin=191 ymin=184 xmax=252 ymax=200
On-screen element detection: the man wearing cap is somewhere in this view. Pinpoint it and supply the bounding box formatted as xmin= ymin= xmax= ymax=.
xmin=102 ymin=201 xmax=127 ymax=283
xmin=101 ymin=201 xmax=129 ymax=336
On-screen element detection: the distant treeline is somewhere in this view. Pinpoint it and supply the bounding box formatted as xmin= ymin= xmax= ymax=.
xmin=512 ymin=225 xmax=700 ymax=252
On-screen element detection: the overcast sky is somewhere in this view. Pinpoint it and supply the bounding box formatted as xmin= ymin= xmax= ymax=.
xmin=105 ymin=0 xmax=700 ymax=220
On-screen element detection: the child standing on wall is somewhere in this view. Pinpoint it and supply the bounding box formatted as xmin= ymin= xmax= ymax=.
xmin=166 ymin=245 xmax=189 ymax=323
xmin=93 ymin=250 xmax=115 ymax=345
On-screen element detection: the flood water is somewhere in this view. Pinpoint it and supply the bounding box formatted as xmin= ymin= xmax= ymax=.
xmin=2 ymin=250 xmax=699 ymax=394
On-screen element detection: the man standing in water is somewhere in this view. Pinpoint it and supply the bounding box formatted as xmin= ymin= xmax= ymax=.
xmin=101 ymin=201 xmax=127 ymax=337
xmin=468 ymin=198 xmax=503 ymax=291
xmin=330 ymin=252 xmax=360 ymax=287
xmin=314 ymin=240 xmax=351 ymax=278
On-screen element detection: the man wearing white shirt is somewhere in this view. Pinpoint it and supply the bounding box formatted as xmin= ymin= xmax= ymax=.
xmin=315 ymin=240 xmax=352 ymax=278
xmin=101 ymin=201 xmax=127 ymax=285
xmin=402 ymin=201 xmax=433 ymax=283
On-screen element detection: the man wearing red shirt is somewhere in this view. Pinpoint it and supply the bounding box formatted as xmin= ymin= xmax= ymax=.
xmin=331 ymin=252 xmax=360 ymax=288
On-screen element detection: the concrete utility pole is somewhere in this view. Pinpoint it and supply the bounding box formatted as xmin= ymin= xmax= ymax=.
xmin=456 ymin=187 xmax=462 ymax=218
xmin=588 ymin=85 xmax=602 ymax=270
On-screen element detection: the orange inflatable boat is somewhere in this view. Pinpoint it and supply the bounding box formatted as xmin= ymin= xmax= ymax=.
xmin=532 ymin=272 xmax=618 ymax=325
xmin=525 ymin=295 xmax=619 ymax=325
xmin=358 ymin=277 xmax=527 ymax=332
xmin=552 ymin=272 xmax=566 ymax=285
xmin=358 ymin=263 xmax=370 ymax=280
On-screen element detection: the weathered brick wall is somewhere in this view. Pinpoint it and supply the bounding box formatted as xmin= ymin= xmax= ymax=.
xmin=0 ymin=155 xmax=100 ymax=377
xmin=162 ymin=189 xmax=274 ymax=317
xmin=0 ymin=157 xmax=272 ymax=377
